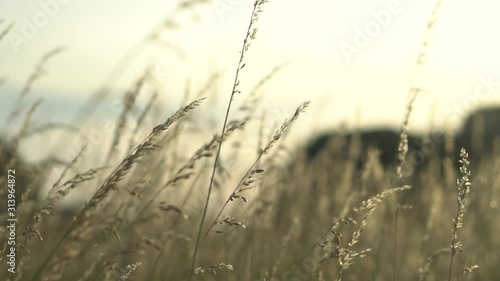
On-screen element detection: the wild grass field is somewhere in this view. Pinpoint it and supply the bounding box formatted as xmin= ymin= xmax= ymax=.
xmin=0 ymin=1 xmax=499 ymax=281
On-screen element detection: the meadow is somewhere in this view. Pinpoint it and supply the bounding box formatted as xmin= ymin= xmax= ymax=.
xmin=0 ymin=1 xmax=499 ymax=280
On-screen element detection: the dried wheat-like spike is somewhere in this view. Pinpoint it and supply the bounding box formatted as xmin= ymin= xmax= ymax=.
xmin=462 ymin=264 xmax=479 ymax=275
xmin=448 ymin=148 xmax=473 ymax=281
xmin=193 ymin=263 xmax=234 ymax=276
xmin=118 ymin=262 xmax=142 ymax=281
xmin=354 ymin=185 xmax=411 ymax=212
xmin=88 ymin=97 xmax=205 ymax=209
xmin=133 ymin=120 xmax=245 ymax=220
xmin=18 ymin=47 xmax=67 ymax=102
xmin=450 ymin=149 xmax=473 ymax=253
xmin=262 ymin=101 xmax=309 ymax=155
xmin=295 ymin=185 xmax=409 ymax=281
xmin=68 ymin=0 xmax=209 ymax=126
xmin=164 ymin=120 xmax=246 ymax=187
xmin=11 ymin=99 xmax=43 ymax=152
xmin=34 ymin=99 xmax=204 ymax=281
xmin=416 ymin=0 xmax=443 ymax=65
xmin=205 ymin=102 xmax=309 ymax=237
xmin=128 ymin=91 xmax=158 ymax=152
xmin=0 ymin=99 xmax=43 ymax=190
xmin=336 ymin=248 xmax=372 ymax=280
xmin=216 ymin=215 xmax=246 ymax=230
xmin=106 ymin=71 xmax=150 ymax=165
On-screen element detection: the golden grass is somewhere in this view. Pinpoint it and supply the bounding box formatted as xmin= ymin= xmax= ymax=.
xmin=1 ymin=1 xmax=499 ymax=281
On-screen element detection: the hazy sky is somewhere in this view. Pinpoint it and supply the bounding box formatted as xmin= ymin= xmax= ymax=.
xmin=1 ymin=0 xmax=500 ymax=135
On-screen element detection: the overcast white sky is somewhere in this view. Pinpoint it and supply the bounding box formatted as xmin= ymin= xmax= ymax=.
xmin=1 ymin=0 xmax=500 ymax=137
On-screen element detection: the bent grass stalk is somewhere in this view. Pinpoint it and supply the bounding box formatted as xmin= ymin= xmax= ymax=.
xmin=393 ymin=1 xmax=444 ymax=279
xmin=30 ymin=98 xmax=205 ymax=281
xmin=128 ymin=120 xmax=245 ymax=228
xmin=204 ymin=101 xmax=309 ymax=238
xmin=288 ymin=185 xmax=411 ymax=281
xmin=393 ymin=89 xmax=416 ymax=281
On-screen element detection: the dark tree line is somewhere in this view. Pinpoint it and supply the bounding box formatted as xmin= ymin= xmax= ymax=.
xmin=304 ymin=106 xmax=500 ymax=176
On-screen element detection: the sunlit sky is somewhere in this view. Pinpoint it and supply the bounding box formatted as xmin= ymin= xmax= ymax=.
xmin=2 ymin=0 xmax=500 ymax=137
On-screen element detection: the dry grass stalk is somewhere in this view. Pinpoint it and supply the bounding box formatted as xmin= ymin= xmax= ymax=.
xmin=292 ymin=186 xmax=410 ymax=281
xmin=205 ymin=101 xmax=309 ymax=237
xmin=416 ymin=0 xmax=444 ymax=65
xmin=338 ymin=186 xmax=411 ymax=277
xmin=0 ymin=99 xmax=43 ymax=192
xmin=396 ymin=88 xmax=419 ymax=181
xmin=0 ymin=21 xmax=14 ymax=42
xmin=165 ymin=120 xmax=246 ymax=188
xmin=18 ymin=47 xmax=67 ymax=102
xmin=48 ymin=145 xmax=88 ymax=196
xmin=188 ymin=2 xmax=272 ymax=279
xmin=334 ymin=191 xmax=398 ymax=279
xmin=392 ymin=14 xmax=444 ymax=280
xmin=106 ymin=71 xmax=150 ymax=165
xmin=393 ymin=87 xmax=418 ymax=281
xmin=132 ymin=120 xmax=245 ymax=222
xmin=393 ymin=5 xmax=444 ymax=275
xmin=214 ymin=215 xmax=247 ymax=233
xmin=31 ymin=98 xmax=205 ymax=281
xmin=462 ymin=264 xmax=479 ymax=275
xmin=89 ymin=97 xmax=205 ymax=209
xmin=118 ymin=262 xmax=141 ymax=281
xmin=448 ymin=148 xmax=473 ymax=281
xmin=5 ymin=47 xmax=65 ymax=126
xmin=193 ymin=262 xmax=234 ymax=276
xmin=68 ymin=0 xmax=211 ymax=127
xmin=335 ymin=248 xmax=372 ymax=281
xmin=20 ymin=166 xmax=106 ymax=246
xmin=418 ymin=248 xmax=450 ymax=281
xmin=4 ymin=1 xmax=500 ymax=280
xmin=128 ymin=91 xmax=158 ymax=152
